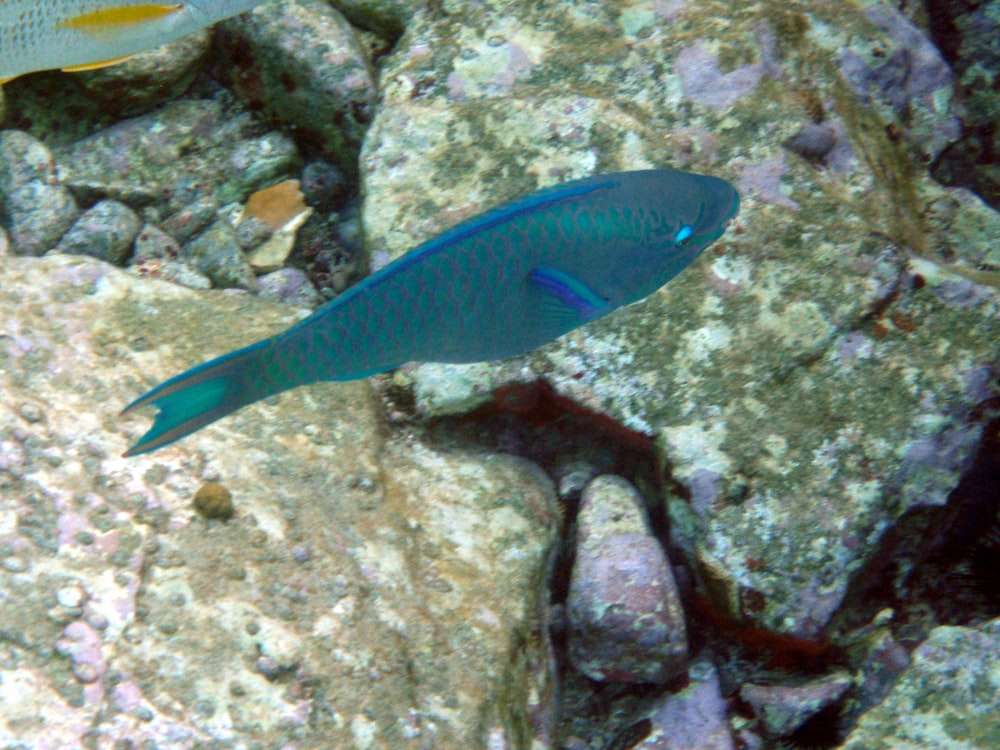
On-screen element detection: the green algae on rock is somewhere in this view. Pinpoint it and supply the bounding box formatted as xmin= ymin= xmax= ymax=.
xmin=363 ymin=0 xmax=1000 ymax=641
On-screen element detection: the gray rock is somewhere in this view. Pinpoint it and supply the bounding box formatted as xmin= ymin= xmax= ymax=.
xmin=161 ymin=195 xmax=221 ymax=245
xmin=567 ymin=475 xmax=687 ymax=683
xmin=838 ymin=2 xmax=960 ymax=159
xmin=72 ymin=30 xmax=212 ymax=117
xmin=3 ymin=181 xmax=80 ymax=256
xmin=183 ymin=220 xmax=257 ymax=290
xmin=840 ymin=624 xmax=911 ymax=729
xmin=842 ymin=619 xmax=1000 ymax=749
xmin=0 ymin=130 xmax=60 ymax=190
xmin=233 ymin=214 xmax=274 ymax=250
xmin=0 ymin=131 xmax=80 ymax=256
xmin=55 ymin=99 xmax=300 ymax=215
xmin=215 ymin=0 xmax=377 ymax=176
xmin=130 ymin=223 xmax=211 ymax=290
xmin=926 ymin=0 xmax=1000 ymax=210
xmin=52 ymin=200 xmax=142 ymax=265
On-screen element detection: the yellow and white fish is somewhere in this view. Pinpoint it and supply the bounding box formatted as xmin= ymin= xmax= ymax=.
xmin=0 ymin=0 xmax=266 ymax=84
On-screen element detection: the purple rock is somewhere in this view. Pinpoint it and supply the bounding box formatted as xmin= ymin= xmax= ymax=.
xmin=567 ymin=475 xmax=688 ymax=683
xmin=642 ymin=656 xmax=735 ymax=749
xmin=740 ymin=670 xmax=852 ymax=737
xmin=257 ymin=267 xmax=324 ymax=309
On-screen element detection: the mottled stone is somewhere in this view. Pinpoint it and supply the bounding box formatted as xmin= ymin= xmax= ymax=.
xmin=567 ymin=475 xmax=687 ymax=683
xmin=842 ymin=619 xmax=1000 ymax=749
xmin=72 ymin=30 xmax=212 ymax=117
xmin=0 ymin=130 xmax=60 ymax=190
xmin=838 ymin=1 xmax=959 ymax=159
xmin=183 ymin=220 xmax=257 ymax=290
xmin=54 ymin=99 xmax=300 ymax=215
xmin=257 ymin=267 xmax=324 ymax=309
xmin=926 ymin=0 xmax=1000 ymax=211
xmin=215 ymin=0 xmax=377 ymax=175
xmin=0 ymin=253 xmax=560 ymax=749
xmin=366 ymin=0 xmax=1000 ymax=640
xmin=130 ymin=223 xmax=211 ymax=290
xmin=841 ymin=624 xmax=911 ymax=729
xmin=2 ymin=181 xmax=80 ymax=256
xmin=0 ymin=130 xmax=79 ymax=256
xmin=740 ymin=670 xmax=853 ymax=737
xmin=52 ymin=200 xmax=142 ymax=265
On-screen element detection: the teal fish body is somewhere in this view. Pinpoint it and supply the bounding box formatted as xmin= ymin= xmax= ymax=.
xmin=122 ymin=169 xmax=739 ymax=455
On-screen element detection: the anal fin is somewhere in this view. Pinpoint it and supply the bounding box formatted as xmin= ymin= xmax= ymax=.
xmin=62 ymin=54 xmax=136 ymax=73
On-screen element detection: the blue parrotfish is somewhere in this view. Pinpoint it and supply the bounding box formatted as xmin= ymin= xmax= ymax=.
xmin=122 ymin=169 xmax=739 ymax=456
xmin=0 ymin=0 xmax=266 ymax=84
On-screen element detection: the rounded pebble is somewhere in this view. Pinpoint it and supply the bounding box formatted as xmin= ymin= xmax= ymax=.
xmin=301 ymin=160 xmax=348 ymax=211
xmin=52 ymin=199 xmax=142 ymax=265
xmin=73 ymin=661 xmax=100 ymax=684
xmin=193 ymin=482 xmax=234 ymax=520
xmin=256 ymin=656 xmax=281 ymax=679
xmin=566 ymin=475 xmax=688 ymax=683
xmin=2 ymin=557 xmax=27 ymax=572
xmin=56 ymin=585 xmax=85 ymax=608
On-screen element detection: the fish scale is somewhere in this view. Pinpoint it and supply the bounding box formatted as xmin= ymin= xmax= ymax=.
xmin=122 ymin=169 xmax=739 ymax=455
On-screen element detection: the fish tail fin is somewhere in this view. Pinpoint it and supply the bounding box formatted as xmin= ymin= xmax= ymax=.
xmin=121 ymin=336 xmax=298 ymax=457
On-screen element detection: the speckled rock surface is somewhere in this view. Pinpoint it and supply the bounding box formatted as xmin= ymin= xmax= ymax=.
xmin=53 ymin=98 xmax=300 ymax=213
xmin=364 ymin=0 xmax=1000 ymax=638
xmin=566 ymin=476 xmax=687 ymax=683
xmin=215 ymin=0 xmax=377 ymax=176
xmin=258 ymin=267 xmax=326 ymax=308
xmin=51 ymin=200 xmax=142 ymax=265
xmin=841 ymin=618 xmax=1000 ymax=750
xmin=0 ymin=254 xmax=559 ymax=749
xmin=130 ymin=222 xmax=212 ymax=291
xmin=0 ymin=130 xmax=79 ymax=256
xmin=71 ymin=29 xmax=213 ymax=117
xmin=183 ymin=218 xmax=257 ymax=290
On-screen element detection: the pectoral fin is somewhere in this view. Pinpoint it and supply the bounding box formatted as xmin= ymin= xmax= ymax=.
xmin=528 ymin=267 xmax=611 ymax=330
xmin=58 ymin=4 xmax=184 ymax=36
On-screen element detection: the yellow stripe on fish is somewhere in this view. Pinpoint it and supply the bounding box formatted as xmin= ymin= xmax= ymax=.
xmin=58 ymin=4 xmax=184 ymax=33
xmin=0 ymin=0 xmax=265 ymax=84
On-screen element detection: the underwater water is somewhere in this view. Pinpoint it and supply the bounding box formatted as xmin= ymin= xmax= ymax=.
xmin=0 ymin=1 xmax=998 ymax=748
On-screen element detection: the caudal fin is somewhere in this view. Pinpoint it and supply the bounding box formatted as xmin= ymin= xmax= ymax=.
xmin=121 ymin=338 xmax=285 ymax=457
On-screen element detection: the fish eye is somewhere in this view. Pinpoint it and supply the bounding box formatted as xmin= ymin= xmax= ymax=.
xmin=674 ymin=225 xmax=693 ymax=246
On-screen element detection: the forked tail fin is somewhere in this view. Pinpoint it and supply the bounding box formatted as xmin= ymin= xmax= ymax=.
xmin=121 ymin=337 xmax=290 ymax=457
